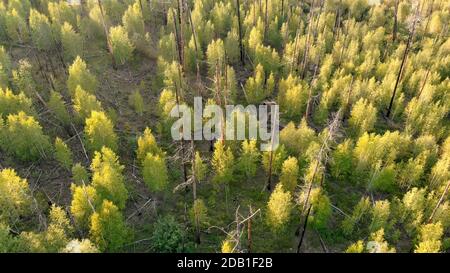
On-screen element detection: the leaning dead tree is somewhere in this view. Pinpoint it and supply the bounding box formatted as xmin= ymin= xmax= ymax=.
xmin=386 ymin=2 xmax=421 ymax=118
xmin=208 ymin=206 xmax=261 ymax=253
xmin=296 ymin=109 xmax=342 ymax=253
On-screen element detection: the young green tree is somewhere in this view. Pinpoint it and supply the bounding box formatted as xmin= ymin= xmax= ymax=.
xmin=244 ymin=64 xmax=275 ymax=104
xmin=151 ymin=215 xmax=186 ymax=253
xmin=73 ymin=85 xmax=103 ymax=121
xmin=91 ymin=147 xmax=128 ymax=210
xmin=0 ymin=88 xmax=34 ymax=117
xmin=189 ymin=198 xmax=208 ymax=228
xmin=279 ymin=157 xmax=299 ymax=193
xmin=54 ymin=137 xmax=73 ymax=170
xmin=237 ymin=139 xmax=260 ymax=178
xmin=89 ymin=200 xmax=129 ymax=252
xmin=262 ymin=145 xmax=287 ymax=176
xmin=122 ymin=2 xmax=145 ymax=42
xmin=4 ymin=8 xmax=29 ymax=44
xmin=349 ymin=98 xmax=377 ymax=137
xmin=298 ymin=188 xmax=332 ymax=231
xmin=109 ymin=25 xmax=134 ymax=66
xmin=70 ymin=184 xmax=99 ymax=228
xmin=136 ymin=127 xmax=163 ymax=163
xmin=61 ymin=22 xmax=83 ymax=62
xmin=267 ymin=184 xmax=293 ymax=231
xmin=142 ymin=153 xmax=169 ymax=192
xmin=84 ymin=111 xmax=118 ymax=153
xmin=29 ymin=9 xmax=54 ymax=51
xmin=47 ymin=91 xmax=70 ymax=126
xmin=67 ymin=56 xmax=98 ymax=95
xmin=11 ymin=59 xmax=36 ymax=98
xmin=414 ymin=222 xmax=443 ymax=253
xmin=72 ymin=163 xmax=89 ymax=185
xmin=0 ymin=112 xmax=51 ymax=161
xmin=128 ymin=90 xmax=144 ymax=116
xmin=0 ymin=168 xmax=31 ymax=224
xmin=212 ymin=141 xmax=234 ymax=184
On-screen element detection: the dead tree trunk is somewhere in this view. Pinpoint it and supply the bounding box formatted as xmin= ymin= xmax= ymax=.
xmin=387 ymin=4 xmax=420 ymax=118
xmin=393 ymin=0 xmax=399 ymax=42
xmin=236 ymin=0 xmax=245 ymax=65
xmin=428 ymin=180 xmax=450 ymax=223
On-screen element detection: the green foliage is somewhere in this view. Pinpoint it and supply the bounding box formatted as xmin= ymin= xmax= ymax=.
xmin=4 ymin=8 xmax=29 ymax=44
xmin=279 ymin=157 xmax=299 ymax=192
xmin=278 ymin=74 xmax=308 ymax=118
xmin=54 ymin=137 xmax=73 ymax=170
xmin=244 ymin=64 xmax=275 ymax=104
xmin=67 ymin=56 xmax=98 ymax=95
xmin=73 ymin=85 xmax=103 ymax=121
xmin=206 ymin=39 xmax=225 ymax=75
xmin=415 ymin=222 xmax=443 ymax=253
xmin=84 ymin=111 xmax=118 ymax=153
xmin=47 ymin=91 xmax=70 ymax=126
xmin=72 ymin=163 xmax=89 ymax=185
xmin=142 ymin=153 xmax=168 ymax=192
xmin=267 ymin=184 xmax=293 ymax=231
xmin=128 ymin=90 xmax=144 ymax=116
xmin=151 ymin=216 xmax=186 ymax=253
xmin=298 ymin=188 xmax=332 ymax=230
xmin=70 ymin=184 xmax=99 ymax=228
xmin=29 ymin=9 xmax=54 ymax=51
xmin=12 ymin=59 xmax=35 ymax=97
xmin=341 ymin=197 xmax=371 ymax=236
xmin=262 ymin=145 xmax=287 ymax=176
xmin=122 ymin=2 xmax=145 ymax=42
xmin=89 ymin=200 xmax=129 ymax=252
xmin=136 ymin=127 xmax=163 ymax=163
xmin=280 ymin=118 xmax=316 ymax=156
xmin=91 ymin=147 xmax=128 ymax=210
xmin=349 ymin=98 xmax=377 ymax=137
xmin=110 ymin=25 xmax=134 ymax=66
xmin=0 ymin=88 xmax=34 ymax=117
xmin=237 ymin=139 xmax=260 ymax=178
xmin=345 ymin=240 xmax=365 ymax=253
xmin=0 ymin=169 xmax=31 ymax=224
xmin=0 ymin=112 xmax=51 ymax=161
xmin=212 ymin=141 xmax=234 ymax=184
xmin=330 ymin=139 xmax=355 ymax=182
xmin=61 ymin=22 xmax=83 ymax=62
xmin=193 ymin=152 xmax=207 ymax=183
xmin=189 ymin=198 xmax=208 ymax=228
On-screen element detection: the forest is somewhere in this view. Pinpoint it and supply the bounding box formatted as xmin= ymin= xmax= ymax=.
xmin=0 ymin=0 xmax=449 ymax=254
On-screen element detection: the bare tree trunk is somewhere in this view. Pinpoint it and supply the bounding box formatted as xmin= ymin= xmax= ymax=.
xmin=392 ymin=0 xmax=399 ymax=42
xmin=264 ymin=0 xmax=268 ymax=41
xmin=247 ymin=206 xmax=253 ymax=253
xmin=428 ymin=180 xmax=450 ymax=223
xmin=236 ymin=0 xmax=245 ymax=65
xmin=265 ymin=107 xmax=278 ymax=191
xmin=387 ymin=4 xmax=420 ymax=118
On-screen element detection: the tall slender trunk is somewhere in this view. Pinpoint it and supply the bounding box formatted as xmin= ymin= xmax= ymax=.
xmin=237 ymin=0 xmax=245 ymax=65
xmin=392 ymin=0 xmax=399 ymax=42
xmin=387 ymin=4 xmax=420 ymax=118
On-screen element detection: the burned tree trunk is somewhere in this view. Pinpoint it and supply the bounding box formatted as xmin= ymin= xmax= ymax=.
xmin=236 ymin=0 xmax=245 ymax=65
xmin=387 ymin=4 xmax=420 ymax=118
xmin=393 ymin=0 xmax=399 ymax=42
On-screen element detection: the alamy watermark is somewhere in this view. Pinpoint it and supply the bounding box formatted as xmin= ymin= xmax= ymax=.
xmin=170 ymin=97 xmax=279 ymax=151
